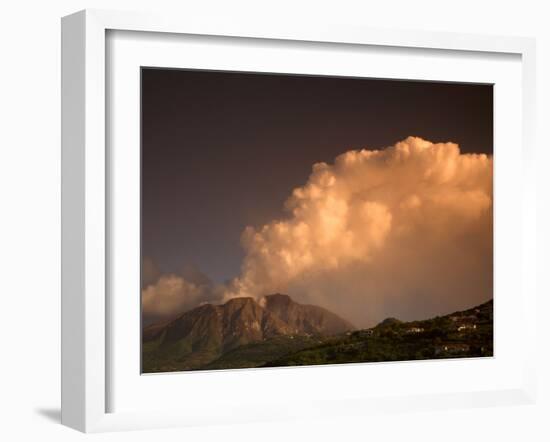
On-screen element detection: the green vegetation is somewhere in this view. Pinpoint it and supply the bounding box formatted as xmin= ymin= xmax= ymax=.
xmin=142 ymin=329 xmax=223 ymax=373
xmin=265 ymin=299 xmax=493 ymax=367
xmin=142 ymin=299 xmax=493 ymax=372
xmin=202 ymin=335 xmax=324 ymax=370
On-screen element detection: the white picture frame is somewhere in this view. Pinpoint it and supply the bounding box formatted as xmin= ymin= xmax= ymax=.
xmin=61 ymin=9 xmax=537 ymax=433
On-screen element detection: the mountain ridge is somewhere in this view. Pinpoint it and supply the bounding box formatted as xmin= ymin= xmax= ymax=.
xmin=143 ymin=296 xmax=493 ymax=373
xmin=142 ymin=293 xmax=354 ymax=371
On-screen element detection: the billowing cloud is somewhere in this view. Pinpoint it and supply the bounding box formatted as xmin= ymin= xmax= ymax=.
xmin=143 ymin=137 xmax=493 ymax=327
xmin=225 ymin=137 xmax=492 ymax=326
xmin=141 ymin=264 xmax=223 ymax=325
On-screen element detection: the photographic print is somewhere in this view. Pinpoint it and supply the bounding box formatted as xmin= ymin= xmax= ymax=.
xmin=141 ymin=69 xmax=493 ymax=374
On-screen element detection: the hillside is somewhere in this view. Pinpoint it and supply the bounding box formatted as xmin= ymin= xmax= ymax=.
xmin=143 ymin=296 xmax=492 ymax=373
xmin=264 ymin=299 xmax=493 ymax=367
xmin=142 ymin=294 xmax=353 ymax=373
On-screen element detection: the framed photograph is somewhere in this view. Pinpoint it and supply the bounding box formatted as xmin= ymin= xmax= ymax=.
xmin=139 ymin=68 xmax=496 ymax=374
xmin=61 ymin=9 xmax=537 ymax=432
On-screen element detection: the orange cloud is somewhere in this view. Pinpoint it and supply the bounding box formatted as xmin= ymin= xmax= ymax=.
xmin=143 ymin=137 xmax=493 ymax=327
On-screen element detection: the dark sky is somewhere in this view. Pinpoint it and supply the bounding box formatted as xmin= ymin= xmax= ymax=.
xmin=142 ymin=68 xmax=493 ymax=284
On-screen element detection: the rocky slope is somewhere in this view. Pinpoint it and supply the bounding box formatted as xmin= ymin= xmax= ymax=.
xmin=142 ymin=294 xmax=353 ymax=372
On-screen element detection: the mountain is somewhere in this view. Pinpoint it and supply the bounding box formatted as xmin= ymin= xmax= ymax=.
xmin=142 ymin=294 xmax=353 ymax=372
xmin=143 ymin=297 xmax=493 ymax=373
xmin=376 ymin=317 xmax=402 ymax=328
xmin=264 ymin=299 xmax=493 ymax=368
xmin=263 ymin=293 xmax=354 ymax=335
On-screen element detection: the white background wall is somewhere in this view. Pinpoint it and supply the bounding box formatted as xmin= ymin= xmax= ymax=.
xmin=0 ymin=1 xmax=548 ymax=441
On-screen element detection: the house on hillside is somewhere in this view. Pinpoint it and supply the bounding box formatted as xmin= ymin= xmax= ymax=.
xmin=353 ymin=329 xmax=374 ymax=338
xmin=435 ymin=343 xmax=470 ymax=355
xmin=406 ymin=326 xmax=424 ymax=334
xmin=457 ymin=323 xmax=477 ymax=332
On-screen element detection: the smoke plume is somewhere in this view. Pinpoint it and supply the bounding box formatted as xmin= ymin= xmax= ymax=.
xmin=143 ymin=137 xmax=493 ymax=327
